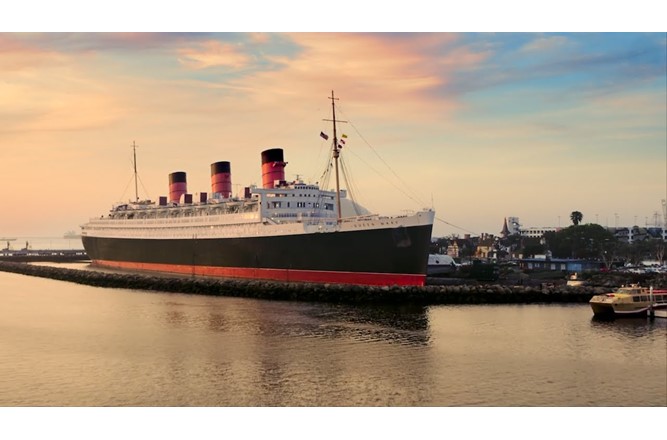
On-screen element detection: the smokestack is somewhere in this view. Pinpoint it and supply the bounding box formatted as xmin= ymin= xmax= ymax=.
xmin=168 ymin=171 xmax=187 ymax=203
xmin=261 ymin=148 xmax=287 ymax=189
xmin=210 ymin=161 xmax=232 ymax=198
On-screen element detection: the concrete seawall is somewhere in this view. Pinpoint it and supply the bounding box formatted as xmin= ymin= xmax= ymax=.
xmin=0 ymin=261 xmax=607 ymax=305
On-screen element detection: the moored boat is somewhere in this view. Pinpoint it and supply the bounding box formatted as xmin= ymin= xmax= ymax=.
xmin=589 ymin=284 xmax=667 ymax=318
xmin=81 ymin=92 xmax=435 ymax=286
xmin=566 ymin=272 xmax=584 ymax=287
xmin=427 ymin=254 xmax=458 ymax=276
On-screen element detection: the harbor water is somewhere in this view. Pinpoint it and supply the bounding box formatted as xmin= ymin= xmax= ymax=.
xmin=1 ymin=269 xmax=665 ymax=407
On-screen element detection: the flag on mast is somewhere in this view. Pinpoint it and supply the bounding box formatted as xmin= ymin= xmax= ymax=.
xmin=320 ymin=131 xmax=329 ymax=140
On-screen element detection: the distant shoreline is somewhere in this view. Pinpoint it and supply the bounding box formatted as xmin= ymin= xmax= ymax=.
xmin=0 ymin=250 xmax=88 ymax=263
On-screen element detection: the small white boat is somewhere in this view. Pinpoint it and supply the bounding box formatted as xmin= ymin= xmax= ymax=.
xmin=566 ymin=272 xmax=584 ymax=287
xmin=427 ymin=254 xmax=459 ymax=276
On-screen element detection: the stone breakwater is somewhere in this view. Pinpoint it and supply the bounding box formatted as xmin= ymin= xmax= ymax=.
xmin=0 ymin=261 xmax=610 ymax=305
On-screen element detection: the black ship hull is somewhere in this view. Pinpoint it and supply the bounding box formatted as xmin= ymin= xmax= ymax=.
xmin=82 ymin=224 xmax=433 ymax=286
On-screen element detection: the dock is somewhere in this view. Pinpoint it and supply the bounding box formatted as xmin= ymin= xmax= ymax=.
xmin=0 ymin=249 xmax=89 ymax=263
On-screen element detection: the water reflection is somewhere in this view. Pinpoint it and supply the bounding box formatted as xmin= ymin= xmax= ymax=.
xmin=3 ymin=268 xmax=666 ymax=406
xmin=206 ymin=312 xmax=229 ymax=332
xmin=304 ymin=304 xmax=431 ymax=347
xmin=164 ymin=310 xmax=188 ymax=327
xmin=155 ymin=297 xmax=432 ymax=347
xmin=590 ymin=315 xmax=667 ymax=339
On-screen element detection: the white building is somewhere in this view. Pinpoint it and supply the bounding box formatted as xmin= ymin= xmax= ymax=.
xmin=520 ymin=227 xmax=560 ymax=238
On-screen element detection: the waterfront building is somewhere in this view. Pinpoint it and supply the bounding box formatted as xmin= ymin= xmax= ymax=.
xmin=606 ymin=226 xmax=666 ymax=243
xmin=519 ymin=257 xmax=604 ymax=273
xmin=475 ymin=237 xmax=496 ymax=259
xmin=520 ymin=226 xmax=560 ymax=238
xmin=447 ymin=242 xmax=459 ymax=258
xmin=501 ymin=216 xmax=558 ymax=239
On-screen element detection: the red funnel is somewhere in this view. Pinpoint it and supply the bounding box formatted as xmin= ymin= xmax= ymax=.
xmin=211 ymin=161 xmax=232 ymax=198
xmin=168 ymin=172 xmax=187 ymax=203
xmin=261 ymin=148 xmax=286 ymax=189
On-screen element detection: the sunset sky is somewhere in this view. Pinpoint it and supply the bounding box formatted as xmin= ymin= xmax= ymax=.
xmin=1 ymin=29 xmax=665 ymax=238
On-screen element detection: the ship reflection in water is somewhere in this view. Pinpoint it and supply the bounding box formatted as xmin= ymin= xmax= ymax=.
xmin=1 ymin=270 xmax=666 ymax=406
xmin=159 ymin=299 xmax=430 ymax=347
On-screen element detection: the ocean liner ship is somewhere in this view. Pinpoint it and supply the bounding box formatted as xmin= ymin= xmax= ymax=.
xmin=81 ymin=92 xmax=435 ymax=286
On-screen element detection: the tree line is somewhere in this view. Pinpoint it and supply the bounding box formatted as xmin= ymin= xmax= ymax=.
xmin=431 ymin=209 xmax=665 ymax=267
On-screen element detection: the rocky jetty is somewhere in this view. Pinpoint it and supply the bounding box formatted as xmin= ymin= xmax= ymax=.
xmin=0 ymin=261 xmax=612 ymax=305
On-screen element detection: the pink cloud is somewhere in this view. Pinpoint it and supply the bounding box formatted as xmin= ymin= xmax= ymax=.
xmin=219 ymin=33 xmax=489 ymax=124
xmin=519 ymin=35 xmax=571 ymax=53
xmin=0 ymin=34 xmax=67 ymax=71
xmin=177 ymin=40 xmax=252 ymax=69
xmin=0 ymin=53 xmax=125 ymax=134
xmin=248 ymin=33 xmax=271 ymax=44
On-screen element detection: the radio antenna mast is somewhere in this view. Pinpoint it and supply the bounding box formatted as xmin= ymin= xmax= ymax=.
xmin=132 ymin=141 xmax=139 ymax=202
xmin=323 ymin=90 xmax=347 ymax=221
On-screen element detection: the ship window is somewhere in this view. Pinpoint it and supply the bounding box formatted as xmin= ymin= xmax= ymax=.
xmin=633 ymin=296 xmax=641 ymax=302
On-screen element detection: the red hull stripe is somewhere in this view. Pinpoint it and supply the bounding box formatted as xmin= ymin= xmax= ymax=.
xmin=94 ymin=260 xmax=426 ymax=286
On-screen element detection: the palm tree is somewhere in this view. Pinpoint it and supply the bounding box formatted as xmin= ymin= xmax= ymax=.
xmin=570 ymin=211 xmax=583 ymax=226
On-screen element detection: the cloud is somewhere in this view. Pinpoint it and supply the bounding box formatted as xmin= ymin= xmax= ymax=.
xmin=443 ymin=33 xmax=667 ymax=100
xmin=0 ymin=34 xmax=68 ymax=71
xmin=0 ymin=56 xmax=126 ymax=134
xmin=3 ymin=32 xmax=216 ymax=54
xmin=198 ymin=33 xmax=489 ymax=126
xmin=519 ymin=35 xmax=571 ymax=53
xmin=177 ymin=39 xmax=253 ymax=69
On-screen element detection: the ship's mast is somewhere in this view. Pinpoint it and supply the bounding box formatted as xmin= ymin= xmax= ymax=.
xmin=132 ymin=141 xmax=139 ymax=203
xmin=324 ymin=90 xmax=346 ymax=221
